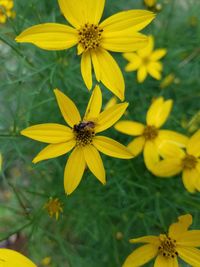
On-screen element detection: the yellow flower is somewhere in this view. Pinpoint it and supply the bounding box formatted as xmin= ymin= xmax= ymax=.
xmin=0 ymin=249 xmax=36 ymax=267
xmin=114 ymin=97 xmax=188 ymax=171
xmin=44 ymin=197 xmax=63 ymax=220
xmin=181 ymin=111 xmax=200 ymax=133
xmin=123 ymin=35 xmax=167 ymax=83
xmin=152 ymin=129 xmax=200 ymax=193
xmin=41 ymin=257 xmax=51 ymax=266
xmin=0 ymin=0 xmax=14 ymax=23
xmin=159 ymin=73 xmax=175 ymax=89
xmin=123 ymin=214 xmax=200 ymax=267
xmin=144 ymin=0 xmax=157 ymax=8
xmin=15 ymin=0 xmax=155 ymax=100
xmin=21 ymin=86 xmax=133 ymax=195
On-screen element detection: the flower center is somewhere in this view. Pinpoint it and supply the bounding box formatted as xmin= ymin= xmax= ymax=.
xmin=44 ymin=198 xmax=63 ymax=219
xmin=158 ymin=236 xmax=178 ymax=258
xmin=142 ymin=57 xmax=150 ymax=65
xmin=73 ymin=121 xmax=95 ymax=146
xmin=78 ymin=23 xmax=103 ymax=51
xmin=182 ymin=154 xmax=197 ymax=169
xmin=143 ymin=125 xmax=158 ymax=140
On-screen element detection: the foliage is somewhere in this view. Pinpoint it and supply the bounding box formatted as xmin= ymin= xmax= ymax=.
xmin=0 ymin=0 xmax=200 ymax=266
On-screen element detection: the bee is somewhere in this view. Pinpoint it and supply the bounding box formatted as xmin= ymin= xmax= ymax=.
xmin=73 ymin=121 xmax=95 ymax=133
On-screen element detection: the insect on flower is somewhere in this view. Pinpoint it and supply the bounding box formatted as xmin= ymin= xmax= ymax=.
xmin=73 ymin=121 xmax=95 ymax=133
xmin=21 ymin=85 xmax=133 ymax=195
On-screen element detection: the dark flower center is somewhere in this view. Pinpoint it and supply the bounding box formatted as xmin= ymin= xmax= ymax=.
xmin=143 ymin=125 xmax=158 ymax=140
xmin=182 ymin=154 xmax=197 ymax=169
xmin=78 ymin=23 xmax=103 ymax=51
xmin=73 ymin=121 xmax=95 ymax=146
xmin=142 ymin=57 xmax=150 ymax=65
xmin=158 ymin=236 xmax=178 ymax=258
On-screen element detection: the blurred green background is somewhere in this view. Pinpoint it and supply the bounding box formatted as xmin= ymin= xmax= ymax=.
xmin=0 ymin=0 xmax=200 ymax=266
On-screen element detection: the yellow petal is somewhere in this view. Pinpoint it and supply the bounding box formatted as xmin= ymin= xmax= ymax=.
xmin=138 ymin=35 xmax=154 ymax=57
xmin=177 ymin=246 xmax=200 ymax=266
xmin=15 ymin=23 xmax=78 ymax=50
xmin=150 ymin=49 xmax=167 ymax=61
xmin=146 ymin=97 xmax=173 ymax=128
xmin=147 ymin=63 xmax=162 ymax=80
xmin=81 ymin=52 xmax=92 ymax=90
xmin=0 ymin=249 xmax=36 ymax=267
xmin=95 ymin=103 xmax=128 ymax=133
xmin=123 ymin=52 xmax=141 ymax=62
xmin=128 ymin=136 xmax=145 ymax=157
xmin=64 ymin=147 xmax=85 ymax=195
xmin=114 ymin=121 xmax=145 ymax=136
xmin=104 ymin=96 xmax=118 ymax=110
xmin=58 ymin=0 xmax=85 ymax=27
xmin=86 ymin=0 xmax=105 ymax=24
xmin=32 ymin=140 xmax=76 ymax=163
xmin=158 ymin=130 xmax=189 ymax=149
xmin=54 ymin=89 xmax=81 ymax=127
xmin=124 ymin=57 xmax=141 ymax=71
xmin=100 ymin=10 xmax=155 ymax=32
xmin=130 ymin=235 xmax=160 ymax=244
xmin=154 ymin=254 xmax=178 ymax=267
xmin=59 ymin=0 xmax=105 ymax=27
xmin=77 ymin=43 xmax=84 ymax=55
xmin=182 ymin=168 xmax=199 ymax=193
xmin=143 ymin=141 xmax=160 ymax=171
xmin=91 ymin=49 xmax=101 ymax=81
xmin=177 ymin=230 xmax=200 ymax=247
xmin=123 ymin=52 xmax=141 ymax=72
xmin=197 ymin=163 xmax=200 ymax=176
xmin=137 ymin=66 xmax=147 ymax=83
xmin=168 ymin=214 xmax=193 ymax=240
xmin=93 ymin=136 xmax=133 ymax=159
xmin=21 ymin=123 xmax=74 ymax=143
xmin=92 ymin=48 xmax=125 ymax=100
xmin=156 ymin=141 xmax=185 ymax=159
xmin=101 ymin=31 xmax=148 ymax=52
xmin=84 ymin=85 xmax=102 ymax=120
xmin=152 ymin=158 xmax=182 ymax=177
xmin=83 ymin=145 xmax=106 ymax=184
xmin=149 ymin=61 xmax=163 ymax=71
xmin=187 ymin=129 xmax=200 ymax=157
xmin=122 ymin=244 xmax=157 ymax=267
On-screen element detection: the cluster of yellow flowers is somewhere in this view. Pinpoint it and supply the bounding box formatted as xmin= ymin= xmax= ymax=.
xmin=0 ymin=0 xmax=14 ymax=23
xmin=1 ymin=214 xmax=200 ymax=266
xmin=2 ymin=0 xmax=198 ymax=266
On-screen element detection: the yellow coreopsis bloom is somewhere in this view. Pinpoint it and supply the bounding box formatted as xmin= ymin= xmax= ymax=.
xmin=41 ymin=257 xmax=51 ymax=266
xmin=114 ymin=97 xmax=188 ymax=171
xmin=123 ymin=214 xmax=200 ymax=267
xmin=0 ymin=249 xmax=36 ymax=267
xmin=21 ymin=86 xmax=133 ymax=195
xmin=123 ymin=35 xmax=167 ymax=83
xmin=0 ymin=0 xmax=14 ymax=23
xmin=160 ymin=73 xmax=176 ymax=89
xmin=44 ymin=197 xmax=63 ymax=220
xmin=144 ymin=0 xmax=157 ymax=8
xmin=152 ymin=129 xmax=200 ymax=193
xmin=15 ymin=0 xmax=155 ymax=100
